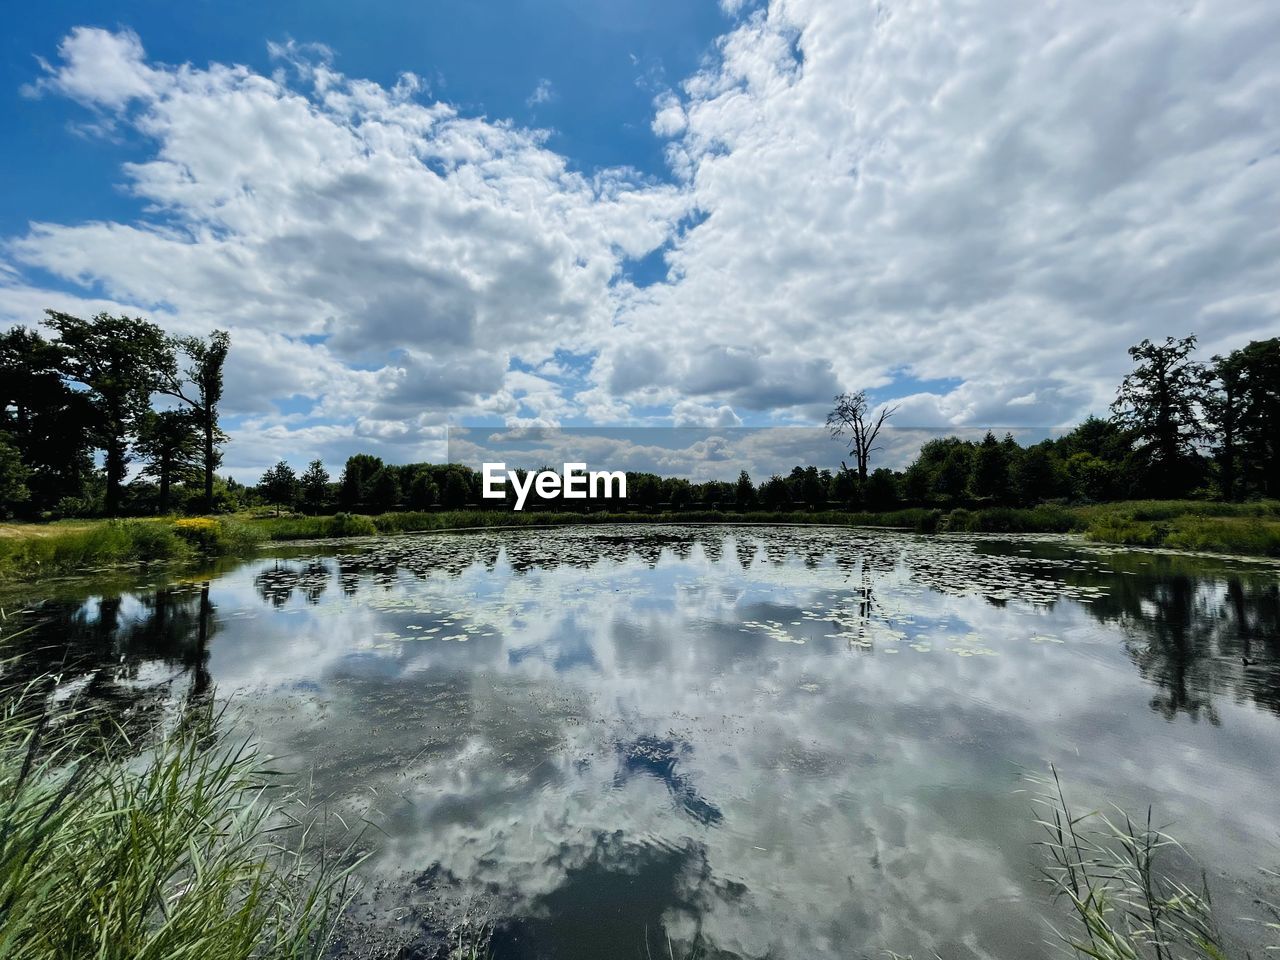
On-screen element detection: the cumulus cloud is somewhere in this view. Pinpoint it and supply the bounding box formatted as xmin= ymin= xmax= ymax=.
xmin=603 ymin=0 xmax=1280 ymax=425
xmin=5 ymin=0 xmax=1280 ymax=475
xmin=24 ymin=27 xmax=161 ymax=109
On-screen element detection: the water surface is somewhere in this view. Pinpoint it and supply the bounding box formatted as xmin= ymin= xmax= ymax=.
xmin=8 ymin=525 xmax=1280 ymax=959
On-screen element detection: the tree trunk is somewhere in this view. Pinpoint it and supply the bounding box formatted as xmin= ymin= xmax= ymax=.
xmin=203 ymin=413 xmax=214 ymax=512
xmin=158 ymin=462 xmax=171 ymax=514
xmin=104 ymin=437 xmax=125 ymax=516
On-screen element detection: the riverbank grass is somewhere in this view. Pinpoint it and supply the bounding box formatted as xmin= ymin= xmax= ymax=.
xmin=0 ymin=689 xmax=356 ymax=959
xmin=0 ymin=516 xmax=263 ymax=580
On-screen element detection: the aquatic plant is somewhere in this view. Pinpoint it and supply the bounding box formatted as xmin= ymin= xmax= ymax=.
xmin=0 ymin=682 xmax=360 ymax=959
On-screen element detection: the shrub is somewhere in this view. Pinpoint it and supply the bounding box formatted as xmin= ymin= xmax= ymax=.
xmin=173 ymin=517 xmax=264 ymax=556
xmin=325 ymin=512 xmax=378 ymax=538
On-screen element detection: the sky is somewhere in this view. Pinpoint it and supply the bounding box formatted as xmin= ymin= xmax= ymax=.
xmin=2 ymin=0 xmax=1278 ymax=480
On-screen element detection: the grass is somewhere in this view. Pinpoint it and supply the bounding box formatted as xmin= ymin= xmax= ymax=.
xmin=0 ymin=516 xmax=263 ymax=581
xmin=1078 ymin=501 xmax=1280 ymax=557
xmin=886 ymin=767 xmax=1279 ymax=960
xmin=251 ymin=500 xmax=1280 ymax=557
xmin=0 ymin=679 xmax=359 ymax=960
xmin=2 ymin=499 xmax=1277 ymax=582
xmin=1028 ymin=766 xmax=1275 ymax=960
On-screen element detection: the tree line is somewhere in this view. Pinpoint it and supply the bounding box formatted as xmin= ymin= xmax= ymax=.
xmin=255 ymin=334 xmax=1277 ymax=515
xmin=2 ymin=318 xmax=1276 ymax=520
xmin=0 ymin=312 xmax=230 ymax=518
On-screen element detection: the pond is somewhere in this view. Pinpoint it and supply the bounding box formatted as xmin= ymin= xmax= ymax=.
xmin=5 ymin=524 xmax=1280 ymax=959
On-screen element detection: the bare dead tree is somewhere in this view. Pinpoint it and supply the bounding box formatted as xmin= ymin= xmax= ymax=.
xmin=826 ymin=391 xmax=898 ymax=483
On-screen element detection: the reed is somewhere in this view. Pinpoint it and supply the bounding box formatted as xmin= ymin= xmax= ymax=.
xmin=0 ymin=682 xmax=359 ymax=960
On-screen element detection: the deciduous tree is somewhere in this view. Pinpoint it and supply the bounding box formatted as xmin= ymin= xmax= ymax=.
xmin=827 ymin=391 xmax=898 ymax=483
xmin=1112 ymin=335 xmax=1209 ymax=495
xmin=45 ymin=311 xmax=173 ymax=515
xmin=135 ymin=409 xmax=200 ymax=513
xmin=160 ymin=331 xmax=230 ymax=512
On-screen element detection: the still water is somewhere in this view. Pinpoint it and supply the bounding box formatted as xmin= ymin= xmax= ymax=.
xmin=7 ymin=525 xmax=1280 ymax=958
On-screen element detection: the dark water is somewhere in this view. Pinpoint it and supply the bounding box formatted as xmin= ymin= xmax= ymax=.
xmin=5 ymin=525 xmax=1280 ymax=959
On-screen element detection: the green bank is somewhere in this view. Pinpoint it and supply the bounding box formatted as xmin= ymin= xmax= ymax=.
xmin=2 ymin=499 xmax=1278 ymax=582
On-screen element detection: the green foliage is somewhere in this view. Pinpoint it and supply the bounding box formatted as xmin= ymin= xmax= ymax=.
xmin=134 ymin=409 xmax=201 ymax=513
xmin=338 ymin=455 xmax=384 ymax=511
xmin=1032 ymin=768 xmax=1235 ymax=960
xmin=1112 ymin=335 xmax=1210 ymax=496
xmin=1013 ymin=443 xmax=1065 ymax=503
xmin=969 ymin=432 xmax=1012 ymax=502
xmin=440 ymin=469 xmax=473 ymax=509
xmin=172 ymin=517 xmax=264 ymax=556
xmin=0 ymin=515 xmax=269 ymax=581
xmin=43 ymin=311 xmax=174 ymax=515
xmin=368 ymin=467 xmax=401 ymax=513
xmin=758 ymin=475 xmax=791 ymax=509
xmin=259 ymin=461 xmax=299 ymax=513
xmin=0 ymin=686 xmax=357 ymax=959
xmin=160 ymin=330 xmax=230 ymax=511
xmin=0 ymin=434 xmax=32 ymax=518
xmin=1078 ymin=501 xmax=1280 ymax=555
xmin=327 ymin=512 xmax=378 ymax=537
xmin=300 ymin=460 xmax=331 ymax=515
xmin=0 ymin=326 xmax=95 ymax=515
xmin=0 ymin=520 xmax=184 ymax=578
xmin=1210 ymin=337 xmax=1280 ymax=500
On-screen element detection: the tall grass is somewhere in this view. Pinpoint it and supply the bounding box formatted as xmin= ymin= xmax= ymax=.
xmin=0 ymin=517 xmax=263 ymax=581
xmin=0 ymin=683 xmax=359 ymax=959
xmin=1031 ymin=766 xmax=1274 ymax=959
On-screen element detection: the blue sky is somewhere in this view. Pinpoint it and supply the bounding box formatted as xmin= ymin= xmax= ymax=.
xmin=0 ymin=0 xmax=731 ymax=233
xmin=2 ymin=0 xmax=1278 ymax=479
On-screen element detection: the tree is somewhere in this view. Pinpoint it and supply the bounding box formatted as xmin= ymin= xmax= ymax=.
xmin=1112 ymin=336 xmax=1209 ymax=496
xmin=666 ymin=478 xmax=693 ymax=510
xmin=300 ymin=459 xmax=331 ymax=515
xmin=760 ymin=475 xmax=791 ymax=510
xmin=735 ymin=470 xmax=755 ymax=509
xmin=788 ymin=466 xmax=824 ymax=509
xmin=827 ymin=391 xmax=898 ymax=484
xmin=864 ymin=468 xmax=899 ymax=510
xmin=339 ymin=454 xmax=384 ymax=510
xmin=135 ymin=409 xmax=200 ymax=513
xmin=259 ymin=460 xmax=298 ymax=515
xmin=160 ymin=331 xmax=230 ymax=512
xmin=969 ymin=432 xmax=1011 ymax=502
xmin=441 ymin=469 xmax=471 ymax=509
xmin=406 ymin=468 xmax=439 ymax=510
xmin=1210 ymin=338 xmax=1280 ymax=499
xmin=933 ymin=444 xmax=973 ymax=505
xmin=1065 ymin=452 xmax=1115 ymax=502
xmin=829 ymin=468 xmax=858 ymax=506
xmin=1011 ymin=443 xmax=1062 ymax=505
xmin=368 ymin=467 xmax=401 ymax=513
xmin=44 ymin=312 xmax=173 ymax=515
xmin=0 ymin=327 xmax=95 ymax=512
xmin=0 ymin=434 xmax=31 ymax=518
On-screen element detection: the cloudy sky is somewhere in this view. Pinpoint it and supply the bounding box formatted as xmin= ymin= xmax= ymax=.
xmin=2 ymin=0 xmax=1277 ymax=479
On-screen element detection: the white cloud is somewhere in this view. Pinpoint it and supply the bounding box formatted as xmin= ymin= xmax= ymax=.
xmin=650 ymin=91 xmax=687 ymax=137
xmin=526 ymin=77 xmax=554 ymax=106
xmin=24 ymin=26 xmax=162 ymax=109
xmin=6 ymin=1 xmax=1280 ymax=473
xmin=602 ymin=0 xmax=1280 ymax=426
